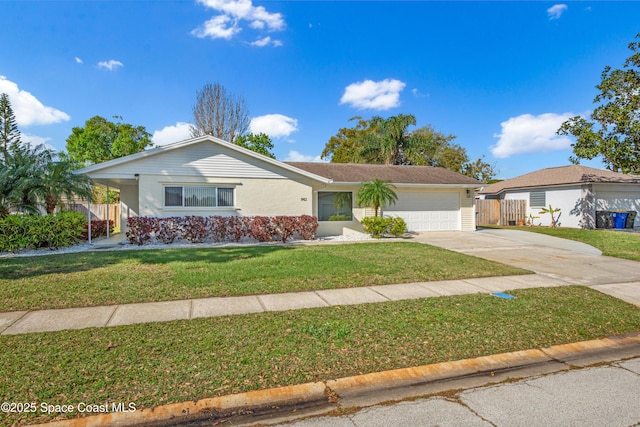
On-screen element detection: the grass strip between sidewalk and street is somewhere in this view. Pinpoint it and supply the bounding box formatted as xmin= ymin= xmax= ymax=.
xmin=0 ymin=242 xmax=528 ymax=311
xmin=2 ymin=286 xmax=640 ymax=426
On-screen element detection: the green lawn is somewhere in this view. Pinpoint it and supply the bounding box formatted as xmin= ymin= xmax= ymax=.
xmin=1 ymin=286 xmax=639 ymax=426
xmin=489 ymin=226 xmax=640 ymax=262
xmin=0 ymin=242 xmax=528 ymax=312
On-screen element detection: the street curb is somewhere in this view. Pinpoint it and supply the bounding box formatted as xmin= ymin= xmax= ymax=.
xmin=35 ymin=332 xmax=640 ymax=427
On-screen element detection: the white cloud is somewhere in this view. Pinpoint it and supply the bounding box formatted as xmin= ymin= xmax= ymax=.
xmin=152 ymin=122 xmax=193 ymax=146
xmin=547 ymin=4 xmax=568 ymax=20
xmin=97 ymin=59 xmax=123 ymax=71
xmin=250 ymin=36 xmax=282 ymax=47
xmin=194 ymin=0 xmax=284 ymax=41
xmin=191 ymin=15 xmax=240 ymax=39
xmin=250 ymin=114 xmax=298 ymax=138
xmin=411 ymin=88 xmax=427 ymax=98
xmin=22 ymin=134 xmax=56 ymax=152
xmin=75 ymin=57 xmax=83 ymax=64
xmin=340 ymin=78 xmax=406 ymax=110
xmin=284 ymin=150 xmax=326 ymax=163
xmin=0 ymin=76 xmax=70 ymax=126
xmin=490 ymin=112 xmax=574 ymax=158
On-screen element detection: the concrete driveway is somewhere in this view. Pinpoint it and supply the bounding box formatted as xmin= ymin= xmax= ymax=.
xmin=414 ymin=228 xmax=640 ymax=305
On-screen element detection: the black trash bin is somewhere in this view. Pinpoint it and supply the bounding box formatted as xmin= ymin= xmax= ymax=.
xmin=626 ymin=211 xmax=637 ymax=229
xmin=596 ymin=211 xmax=613 ymax=229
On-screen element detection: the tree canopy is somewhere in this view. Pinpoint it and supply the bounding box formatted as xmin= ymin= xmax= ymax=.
xmin=234 ymin=133 xmax=275 ymax=159
xmin=321 ymin=114 xmax=495 ymax=181
xmin=66 ymin=115 xmax=152 ymax=166
xmin=558 ymin=33 xmax=640 ymax=174
xmin=190 ymin=82 xmax=250 ymax=143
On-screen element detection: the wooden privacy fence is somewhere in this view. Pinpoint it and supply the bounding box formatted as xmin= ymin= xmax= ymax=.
xmin=477 ymin=199 xmax=527 ymax=226
xmin=69 ymin=204 xmax=121 ymax=229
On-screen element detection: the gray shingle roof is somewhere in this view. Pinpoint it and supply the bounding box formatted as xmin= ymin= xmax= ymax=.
xmin=285 ymin=162 xmax=482 ymax=185
xmin=479 ymin=165 xmax=640 ymax=195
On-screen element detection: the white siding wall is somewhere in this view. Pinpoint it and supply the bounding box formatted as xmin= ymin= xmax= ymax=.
xmin=505 ymin=187 xmax=582 ymax=227
xmin=460 ymin=189 xmax=476 ymax=231
xmin=88 ymin=141 xmax=290 ymax=180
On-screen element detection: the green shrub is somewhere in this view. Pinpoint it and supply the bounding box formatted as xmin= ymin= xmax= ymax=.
xmin=361 ymin=216 xmax=392 ymax=238
xmin=328 ymin=214 xmax=352 ymax=221
xmin=389 ymin=217 xmax=407 ymax=237
xmin=0 ymin=211 xmax=86 ymax=252
xmin=360 ymin=216 xmax=406 ymax=238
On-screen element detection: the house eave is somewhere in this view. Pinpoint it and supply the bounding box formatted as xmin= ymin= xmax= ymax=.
xmin=479 ymin=180 xmax=640 ymax=196
xmin=329 ymin=182 xmax=484 ymax=189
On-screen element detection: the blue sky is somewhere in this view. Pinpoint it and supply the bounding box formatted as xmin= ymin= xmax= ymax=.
xmin=1 ymin=1 xmax=639 ymax=179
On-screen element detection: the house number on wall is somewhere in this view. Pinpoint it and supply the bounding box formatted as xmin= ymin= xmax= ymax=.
xmin=301 ymin=197 xmax=308 ymax=201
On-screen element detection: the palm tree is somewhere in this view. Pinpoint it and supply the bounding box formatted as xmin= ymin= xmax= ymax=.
xmin=356 ymin=114 xmax=434 ymax=165
xmin=0 ymin=145 xmax=90 ymax=217
xmin=0 ymin=144 xmax=49 ymax=216
xmin=41 ymin=158 xmax=91 ymax=214
xmin=356 ymin=179 xmax=398 ymax=217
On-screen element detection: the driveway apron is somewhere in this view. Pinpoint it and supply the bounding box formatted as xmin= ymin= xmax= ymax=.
xmin=414 ymin=229 xmax=640 ymax=304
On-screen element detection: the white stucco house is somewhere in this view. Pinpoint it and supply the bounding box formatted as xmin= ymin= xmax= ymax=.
xmin=478 ymin=165 xmax=640 ymax=229
xmin=77 ymin=135 xmax=483 ymax=236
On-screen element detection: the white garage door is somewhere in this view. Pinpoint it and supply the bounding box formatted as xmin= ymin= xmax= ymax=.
xmin=384 ymin=192 xmax=460 ymax=231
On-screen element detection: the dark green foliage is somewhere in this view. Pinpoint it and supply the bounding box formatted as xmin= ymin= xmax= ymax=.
xmin=0 ymin=144 xmax=90 ymax=216
xmin=558 ymin=33 xmax=640 ymax=173
xmin=322 ymin=114 xmax=495 ymax=180
xmin=0 ymin=211 xmax=86 ymax=252
xmin=66 ymin=115 xmax=152 ymax=165
xmin=234 ymin=132 xmax=275 ymax=158
xmin=0 ymin=93 xmax=21 ymax=157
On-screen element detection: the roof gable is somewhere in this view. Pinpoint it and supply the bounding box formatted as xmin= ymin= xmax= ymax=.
xmin=77 ymin=136 xmax=330 ymax=183
xmin=480 ymin=165 xmax=640 ymax=195
xmin=285 ymin=162 xmax=482 ymax=186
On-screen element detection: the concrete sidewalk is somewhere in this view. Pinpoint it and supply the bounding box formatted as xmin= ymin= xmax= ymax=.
xmin=1 ymin=273 xmax=575 ymax=335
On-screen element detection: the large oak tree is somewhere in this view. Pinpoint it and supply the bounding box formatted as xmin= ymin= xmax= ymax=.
xmin=558 ymin=33 xmax=640 ymax=174
xmin=66 ymin=116 xmax=152 ymax=166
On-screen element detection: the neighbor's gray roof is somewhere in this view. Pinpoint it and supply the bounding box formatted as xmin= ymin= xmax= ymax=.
xmin=479 ymin=165 xmax=640 ymax=195
xmin=285 ymin=162 xmax=482 ymax=185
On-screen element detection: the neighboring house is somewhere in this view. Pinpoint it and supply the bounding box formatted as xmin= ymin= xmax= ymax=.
xmin=78 ymin=135 xmax=482 ymax=236
xmin=478 ymin=165 xmax=640 ymax=229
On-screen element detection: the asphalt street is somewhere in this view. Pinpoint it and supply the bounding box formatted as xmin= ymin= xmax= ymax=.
xmin=278 ymin=357 xmax=640 ymax=427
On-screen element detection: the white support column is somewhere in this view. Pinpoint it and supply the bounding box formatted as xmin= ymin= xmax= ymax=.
xmin=106 ymin=185 xmax=110 ymax=239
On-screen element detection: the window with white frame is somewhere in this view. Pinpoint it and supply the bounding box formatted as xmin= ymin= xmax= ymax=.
xmin=164 ymin=186 xmax=234 ymax=208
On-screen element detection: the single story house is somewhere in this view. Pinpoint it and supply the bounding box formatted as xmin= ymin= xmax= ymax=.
xmin=78 ymin=135 xmax=483 ymax=236
xmin=478 ymin=165 xmax=640 ymax=229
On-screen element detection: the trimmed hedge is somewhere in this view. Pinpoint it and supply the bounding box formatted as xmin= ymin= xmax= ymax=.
xmin=0 ymin=211 xmax=86 ymax=252
xmin=126 ymin=215 xmax=319 ymax=246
